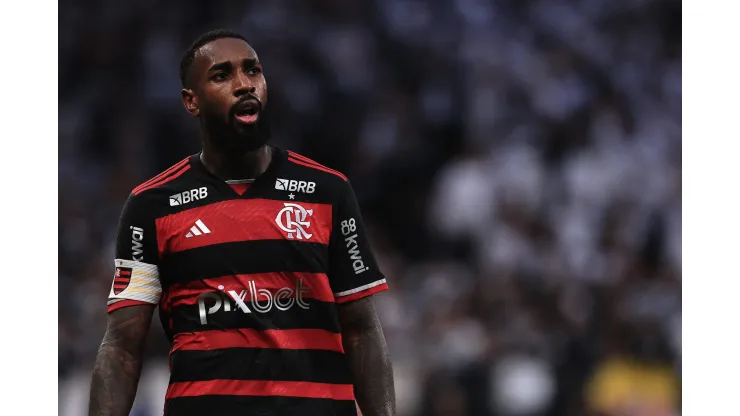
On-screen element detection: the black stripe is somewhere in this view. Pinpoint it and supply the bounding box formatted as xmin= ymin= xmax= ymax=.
xmin=170 ymin=298 xmax=341 ymax=333
xmin=170 ymin=348 xmax=352 ymax=384
xmin=161 ymin=240 xmax=329 ymax=286
xmin=164 ymin=395 xmax=357 ymax=416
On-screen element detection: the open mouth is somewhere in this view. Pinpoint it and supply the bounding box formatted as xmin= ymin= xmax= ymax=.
xmin=234 ymin=100 xmax=260 ymax=124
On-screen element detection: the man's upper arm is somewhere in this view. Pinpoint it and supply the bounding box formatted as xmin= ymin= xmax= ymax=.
xmin=102 ymin=303 xmax=157 ymax=354
xmin=107 ymin=192 xmax=163 ymax=313
xmin=328 ymin=179 xmax=389 ymax=304
xmin=337 ymin=296 xmax=381 ymax=333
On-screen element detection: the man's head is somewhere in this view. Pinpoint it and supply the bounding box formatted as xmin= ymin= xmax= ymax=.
xmin=180 ymin=29 xmax=270 ymax=153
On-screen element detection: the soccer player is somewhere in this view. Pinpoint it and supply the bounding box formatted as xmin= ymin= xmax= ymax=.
xmin=88 ymin=29 xmax=396 ymax=416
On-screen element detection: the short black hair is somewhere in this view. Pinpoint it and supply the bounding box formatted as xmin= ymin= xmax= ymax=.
xmin=180 ymin=29 xmax=250 ymax=89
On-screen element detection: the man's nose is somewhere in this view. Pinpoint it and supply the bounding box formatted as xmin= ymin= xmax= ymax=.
xmin=234 ymin=72 xmax=255 ymax=97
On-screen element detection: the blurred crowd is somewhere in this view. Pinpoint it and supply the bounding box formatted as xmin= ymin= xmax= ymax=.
xmin=59 ymin=0 xmax=681 ymax=415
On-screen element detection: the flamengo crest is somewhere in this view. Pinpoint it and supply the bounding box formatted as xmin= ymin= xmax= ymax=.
xmin=275 ymin=202 xmax=313 ymax=240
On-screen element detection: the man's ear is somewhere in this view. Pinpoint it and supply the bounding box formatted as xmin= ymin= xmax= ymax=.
xmin=182 ymin=88 xmax=199 ymax=117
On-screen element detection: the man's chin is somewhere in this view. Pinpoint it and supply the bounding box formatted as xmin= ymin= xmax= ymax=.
xmin=221 ymin=112 xmax=270 ymax=152
xmin=233 ymin=122 xmax=259 ymax=133
xmin=218 ymin=131 xmax=269 ymax=153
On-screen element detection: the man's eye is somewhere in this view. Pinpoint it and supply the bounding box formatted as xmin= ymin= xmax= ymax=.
xmin=213 ymin=73 xmax=228 ymax=81
xmin=247 ymin=67 xmax=262 ymax=75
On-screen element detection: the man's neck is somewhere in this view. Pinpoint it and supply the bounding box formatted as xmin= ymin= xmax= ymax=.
xmin=200 ymin=144 xmax=272 ymax=181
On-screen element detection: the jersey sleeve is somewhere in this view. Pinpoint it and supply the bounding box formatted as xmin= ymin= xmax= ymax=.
xmin=327 ymin=179 xmax=389 ymax=303
xmin=107 ymin=192 xmax=162 ymax=313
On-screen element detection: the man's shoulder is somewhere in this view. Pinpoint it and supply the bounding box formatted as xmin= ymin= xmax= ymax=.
xmin=122 ymin=155 xmax=203 ymax=216
xmin=271 ymin=149 xmax=353 ymax=202
xmin=280 ymin=149 xmax=349 ymax=187
xmin=130 ymin=155 xmax=197 ymax=197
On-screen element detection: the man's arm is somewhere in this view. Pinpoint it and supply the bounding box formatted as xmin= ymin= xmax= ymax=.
xmin=338 ymin=296 xmax=396 ymax=416
xmin=89 ymin=304 xmax=155 ymax=416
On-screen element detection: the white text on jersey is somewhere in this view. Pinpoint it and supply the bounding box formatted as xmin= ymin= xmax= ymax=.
xmin=341 ymin=218 xmax=369 ymax=274
xmin=275 ymin=178 xmax=316 ymax=194
xmin=170 ymin=187 xmax=208 ymax=206
xmin=130 ymin=226 xmax=144 ymax=261
xmin=198 ymin=280 xmax=311 ymax=324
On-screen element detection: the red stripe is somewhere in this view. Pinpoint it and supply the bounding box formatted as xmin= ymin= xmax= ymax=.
xmin=286 ymin=153 xmax=349 ymax=181
xmin=113 ymin=284 xmax=129 ymax=289
xmin=165 ymin=379 xmax=354 ymax=401
xmin=288 ymin=157 xmax=348 ymax=181
xmin=160 ymin=288 xmax=172 ymax=313
xmin=107 ymin=299 xmax=152 ymax=313
xmin=335 ymin=282 xmax=389 ymax=304
xmin=114 ymin=277 xmax=130 ymax=282
xmin=134 ymin=165 xmax=191 ymax=195
xmin=287 ymin=152 xmax=340 ymax=172
xmin=156 ymin=199 xmax=332 ymax=255
xmin=171 ymin=328 xmax=344 ymax=353
xmin=118 ymin=270 xmax=131 ymax=276
xmin=287 ymin=151 xmax=326 ymax=166
xmin=169 ymin=272 xmax=335 ymax=307
xmin=132 ymin=158 xmax=189 ymax=194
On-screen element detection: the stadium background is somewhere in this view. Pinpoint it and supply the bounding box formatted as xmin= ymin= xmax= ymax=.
xmin=58 ymin=0 xmax=681 ymax=415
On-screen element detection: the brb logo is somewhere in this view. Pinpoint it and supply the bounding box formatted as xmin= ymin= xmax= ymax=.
xmin=341 ymin=218 xmax=369 ymax=274
xmin=170 ymin=187 xmax=208 ymax=206
xmin=275 ymin=202 xmax=313 ymax=240
xmin=197 ymin=280 xmax=311 ymax=325
xmin=275 ymin=178 xmax=316 ymax=194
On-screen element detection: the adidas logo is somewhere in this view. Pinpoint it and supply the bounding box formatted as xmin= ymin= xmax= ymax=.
xmin=186 ymin=219 xmax=211 ymax=238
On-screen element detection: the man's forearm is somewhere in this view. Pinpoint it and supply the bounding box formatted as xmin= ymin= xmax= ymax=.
xmin=89 ymin=305 xmax=153 ymax=416
xmin=88 ymin=343 xmax=143 ymax=416
xmin=343 ymin=323 xmax=396 ymax=416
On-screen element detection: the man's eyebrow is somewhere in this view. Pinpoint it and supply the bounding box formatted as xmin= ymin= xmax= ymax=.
xmin=242 ymin=58 xmax=260 ymax=67
xmin=208 ymin=61 xmax=233 ymax=72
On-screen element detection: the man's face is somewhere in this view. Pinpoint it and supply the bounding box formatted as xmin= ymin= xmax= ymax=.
xmin=182 ymin=37 xmax=270 ymax=152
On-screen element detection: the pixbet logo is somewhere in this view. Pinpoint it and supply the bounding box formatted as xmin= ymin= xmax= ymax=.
xmin=275 ymin=202 xmax=313 ymax=240
xmin=130 ymin=226 xmax=144 ymax=261
xmin=197 ymin=279 xmax=311 ymax=325
xmin=170 ymin=187 xmax=208 ymax=206
xmin=341 ymin=218 xmax=369 ymax=274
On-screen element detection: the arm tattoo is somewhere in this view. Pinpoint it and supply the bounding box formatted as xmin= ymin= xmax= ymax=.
xmin=88 ymin=305 xmax=155 ymax=416
xmin=338 ymin=297 xmax=396 ymax=416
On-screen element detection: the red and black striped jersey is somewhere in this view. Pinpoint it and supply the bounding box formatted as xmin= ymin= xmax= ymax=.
xmin=107 ymin=147 xmax=389 ymax=416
